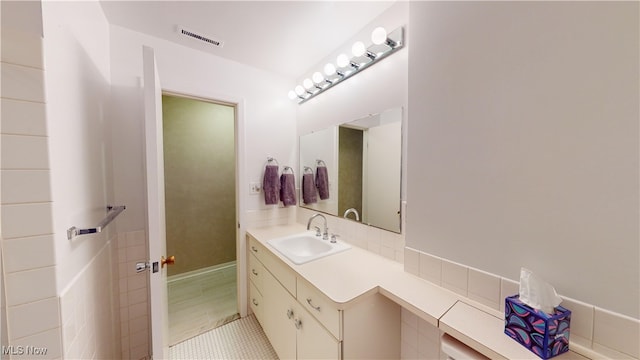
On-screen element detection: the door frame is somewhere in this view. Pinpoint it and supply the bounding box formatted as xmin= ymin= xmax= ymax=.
xmin=159 ymin=88 xmax=247 ymax=318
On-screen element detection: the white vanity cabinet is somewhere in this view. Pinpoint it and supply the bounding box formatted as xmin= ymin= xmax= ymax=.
xmin=263 ymin=267 xmax=341 ymax=359
xmin=247 ymin=234 xmax=400 ymax=360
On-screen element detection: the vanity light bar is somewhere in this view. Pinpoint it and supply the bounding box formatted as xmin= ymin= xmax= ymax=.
xmin=288 ymin=26 xmax=404 ymax=104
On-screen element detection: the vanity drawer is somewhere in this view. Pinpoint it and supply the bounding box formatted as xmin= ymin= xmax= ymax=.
xmin=297 ymin=278 xmax=342 ymax=340
xmin=248 ymin=253 xmax=264 ymax=292
xmin=247 ymin=234 xmax=296 ymax=296
xmin=248 ymin=235 xmax=265 ymax=263
xmin=249 ymin=282 xmax=264 ymax=325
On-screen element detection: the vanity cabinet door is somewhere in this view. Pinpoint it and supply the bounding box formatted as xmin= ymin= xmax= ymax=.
xmin=263 ymin=269 xmax=296 ymax=360
xmin=296 ymin=304 xmax=341 ymax=360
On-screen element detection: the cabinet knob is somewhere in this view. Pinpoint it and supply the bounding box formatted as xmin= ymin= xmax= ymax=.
xmin=287 ymin=309 xmax=294 ymax=319
xmin=252 ymin=299 xmax=259 ymax=306
xmin=294 ymin=318 xmax=302 ymax=329
xmin=252 ymin=269 xmax=258 ymax=276
xmin=251 ymin=246 xmax=258 ymax=253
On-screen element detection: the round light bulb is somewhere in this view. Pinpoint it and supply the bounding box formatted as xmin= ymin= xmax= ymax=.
xmin=371 ymin=27 xmax=387 ymax=45
xmin=288 ymin=90 xmax=297 ymax=100
xmin=303 ymin=78 xmax=313 ymax=90
xmin=324 ymin=63 xmax=336 ymax=76
xmin=295 ymin=85 xmax=305 ymax=96
xmin=336 ymin=53 xmax=350 ymax=68
xmin=352 ymin=41 xmax=366 ymax=57
xmin=312 ymin=72 xmax=324 ymax=84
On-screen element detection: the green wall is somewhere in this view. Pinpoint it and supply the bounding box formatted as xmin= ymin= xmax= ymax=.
xmin=162 ymin=95 xmax=235 ymax=276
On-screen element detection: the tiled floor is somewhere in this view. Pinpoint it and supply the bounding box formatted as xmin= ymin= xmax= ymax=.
xmin=168 ymin=262 xmax=239 ymax=345
xmin=169 ymin=314 xmax=278 ymax=359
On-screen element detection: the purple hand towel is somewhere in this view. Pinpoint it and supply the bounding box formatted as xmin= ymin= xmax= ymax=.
xmin=263 ymin=165 xmax=279 ymax=205
xmin=280 ymin=173 xmax=296 ymax=206
xmin=302 ymin=173 xmax=317 ymax=204
xmin=316 ymin=165 xmax=330 ymax=200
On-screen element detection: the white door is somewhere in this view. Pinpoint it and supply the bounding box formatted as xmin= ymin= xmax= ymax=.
xmin=143 ymin=45 xmax=171 ymax=359
xmin=366 ymin=121 xmax=402 ymax=232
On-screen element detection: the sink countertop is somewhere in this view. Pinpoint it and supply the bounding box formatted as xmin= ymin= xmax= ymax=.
xmin=247 ymin=225 xmax=593 ymax=360
xmin=248 ymin=225 xmax=459 ymax=326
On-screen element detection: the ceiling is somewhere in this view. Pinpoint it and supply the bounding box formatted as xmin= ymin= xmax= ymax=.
xmin=100 ymin=1 xmax=396 ymax=78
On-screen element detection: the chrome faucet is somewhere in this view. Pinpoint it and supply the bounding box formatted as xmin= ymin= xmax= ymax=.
xmin=307 ymin=213 xmax=328 ymax=240
xmin=343 ymin=208 xmax=360 ymax=221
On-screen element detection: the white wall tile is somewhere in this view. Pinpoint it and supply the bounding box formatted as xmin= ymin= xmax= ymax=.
xmin=559 ymin=296 xmax=594 ymax=348
xmin=0 ymin=98 xmax=47 ymax=135
xmin=2 ymin=235 xmax=55 ymax=272
xmin=5 ymin=266 xmax=56 ymax=306
xmin=126 ymin=244 xmax=146 ymax=262
xmin=10 ymin=327 xmax=62 ymax=360
xmin=1 ymin=202 xmax=52 ymax=238
xmin=1 ymin=134 xmax=49 ymax=169
xmin=593 ymin=307 xmax=640 ymax=358
xmin=128 ymin=288 xmax=147 ymax=306
xmin=401 ymin=317 xmax=418 ymax=350
xmin=129 ymin=328 xmax=148 ymax=348
xmin=404 ymin=247 xmax=420 ymax=276
xmin=129 ymin=315 xmax=148 ymax=334
xmin=1 ymin=170 xmax=51 ymax=203
xmin=0 ymin=62 xmax=45 ymax=102
xmin=366 ymin=226 xmax=383 ymax=253
xmin=126 ymin=230 xmax=146 ymax=247
xmin=130 ymin=342 xmax=149 ymax=360
xmin=467 ymin=268 xmax=501 ymax=310
xmin=499 ymin=277 xmax=519 ymax=313
xmin=127 ymin=274 xmax=146 ymax=291
xmin=8 ymin=297 xmax=59 ymax=340
xmin=441 ymin=260 xmax=468 ymax=296
xmin=0 ymin=28 xmax=44 ymax=69
xmin=419 ymin=252 xmax=442 ymax=286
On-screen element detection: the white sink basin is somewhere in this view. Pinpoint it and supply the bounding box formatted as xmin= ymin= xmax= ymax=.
xmin=267 ymin=232 xmax=351 ymax=265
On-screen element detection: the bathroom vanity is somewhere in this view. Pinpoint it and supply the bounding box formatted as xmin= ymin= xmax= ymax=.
xmin=247 ymin=224 xmax=592 ymax=360
xmin=247 ymin=229 xmax=400 ymax=359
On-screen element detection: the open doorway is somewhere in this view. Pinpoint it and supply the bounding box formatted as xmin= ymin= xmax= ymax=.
xmin=161 ymin=93 xmax=238 ymax=346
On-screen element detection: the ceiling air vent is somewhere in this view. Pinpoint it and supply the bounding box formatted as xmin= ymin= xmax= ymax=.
xmin=177 ymin=25 xmax=224 ymax=48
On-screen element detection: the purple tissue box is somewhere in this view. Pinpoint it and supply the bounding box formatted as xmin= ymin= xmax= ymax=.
xmin=505 ymin=295 xmax=571 ymax=359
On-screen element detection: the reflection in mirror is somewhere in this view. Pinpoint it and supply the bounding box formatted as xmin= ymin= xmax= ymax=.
xmin=299 ymin=107 xmax=402 ymax=233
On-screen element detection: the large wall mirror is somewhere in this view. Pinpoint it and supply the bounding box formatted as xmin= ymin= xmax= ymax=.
xmin=299 ymin=107 xmax=402 ymax=233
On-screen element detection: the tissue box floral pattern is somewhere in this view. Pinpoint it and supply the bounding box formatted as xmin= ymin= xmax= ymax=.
xmin=505 ymin=295 xmax=571 ymax=359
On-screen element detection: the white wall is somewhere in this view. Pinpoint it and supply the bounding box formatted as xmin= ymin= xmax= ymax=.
xmin=42 ymin=0 xmax=115 ymax=293
xmin=406 ymin=2 xmax=639 ymax=318
xmin=41 ymin=1 xmax=121 ymax=358
xmin=109 ymin=25 xmax=297 ymax=234
xmin=1 ymin=0 xmax=62 ymax=354
xmin=109 ymin=26 xmax=297 ymax=349
xmin=296 ymin=1 xmax=409 ymax=217
xmin=297 ymin=2 xmax=408 ymax=137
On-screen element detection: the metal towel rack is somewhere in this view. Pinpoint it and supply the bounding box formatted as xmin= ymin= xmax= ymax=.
xmin=266 ymin=157 xmax=279 ymax=166
xmin=282 ymin=166 xmax=294 ymax=174
xmin=67 ymin=205 xmax=126 ymax=240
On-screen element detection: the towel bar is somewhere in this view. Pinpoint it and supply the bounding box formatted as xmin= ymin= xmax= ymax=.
xmin=67 ymin=205 xmax=126 ymax=240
